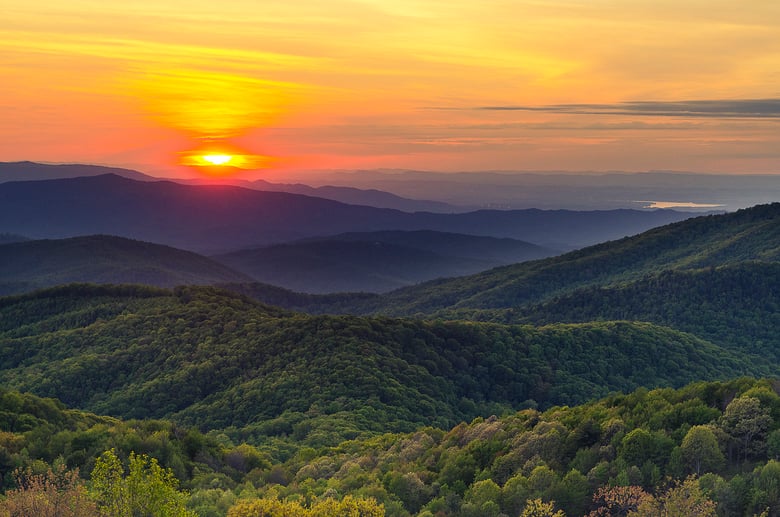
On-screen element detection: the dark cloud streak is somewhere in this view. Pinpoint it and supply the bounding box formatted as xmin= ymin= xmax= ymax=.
xmin=476 ymin=99 xmax=780 ymax=118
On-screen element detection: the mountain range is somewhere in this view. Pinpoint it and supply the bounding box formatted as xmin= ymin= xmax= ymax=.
xmin=0 ymin=171 xmax=778 ymax=516
xmin=0 ymin=173 xmax=695 ymax=253
xmin=0 ymin=203 xmax=776 ymax=440
xmin=0 ymin=161 xmax=456 ymax=213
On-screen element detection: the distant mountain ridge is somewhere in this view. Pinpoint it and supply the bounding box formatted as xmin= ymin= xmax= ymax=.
xmin=0 ymin=161 xmax=156 ymax=182
xmin=0 ymin=235 xmax=251 ymax=296
xmin=213 ymin=230 xmax=558 ymax=293
xmin=0 ymin=173 xmax=694 ymax=253
xmin=248 ymin=179 xmax=458 ymax=212
xmin=0 ymin=161 xmax=459 ymax=213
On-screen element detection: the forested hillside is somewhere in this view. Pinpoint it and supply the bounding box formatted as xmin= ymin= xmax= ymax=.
xmin=5 ymin=379 xmax=780 ymax=516
xmin=467 ymin=262 xmax=780 ymax=360
xmin=354 ymin=203 xmax=780 ymax=316
xmin=0 ymin=284 xmax=765 ymax=452
xmin=0 ymin=235 xmax=252 ymax=296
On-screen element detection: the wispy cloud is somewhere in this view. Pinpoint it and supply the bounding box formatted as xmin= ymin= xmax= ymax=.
xmin=476 ymin=99 xmax=780 ymax=119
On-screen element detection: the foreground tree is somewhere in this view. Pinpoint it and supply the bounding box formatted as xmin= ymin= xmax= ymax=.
xmin=0 ymin=465 xmax=100 ymax=517
xmin=90 ymin=449 xmax=195 ymax=517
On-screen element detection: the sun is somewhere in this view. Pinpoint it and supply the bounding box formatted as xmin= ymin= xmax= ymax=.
xmin=202 ymin=154 xmax=233 ymax=166
xmin=179 ymin=143 xmax=275 ymax=174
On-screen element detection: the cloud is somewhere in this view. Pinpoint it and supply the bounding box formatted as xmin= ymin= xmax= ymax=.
xmin=476 ymin=99 xmax=780 ymax=119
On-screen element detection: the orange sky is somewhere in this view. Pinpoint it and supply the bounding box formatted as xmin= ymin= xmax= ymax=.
xmin=1 ymin=0 xmax=779 ymax=180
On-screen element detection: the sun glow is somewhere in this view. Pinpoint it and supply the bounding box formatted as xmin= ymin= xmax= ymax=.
xmin=179 ymin=144 xmax=276 ymax=174
xmin=202 ymin=154 xmax=232 ymax=165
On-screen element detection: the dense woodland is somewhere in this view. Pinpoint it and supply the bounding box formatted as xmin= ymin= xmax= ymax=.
xmin=0 ymin=284 xmax=767 ymax=452
xmin=1 ymin=203 xmax=780 ymax=515
xmin=3 ymin=379 xmax=780 ymax=516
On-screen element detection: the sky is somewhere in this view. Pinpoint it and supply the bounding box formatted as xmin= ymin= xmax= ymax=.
xmin=1 ymin=0 xmax=779 ymax=180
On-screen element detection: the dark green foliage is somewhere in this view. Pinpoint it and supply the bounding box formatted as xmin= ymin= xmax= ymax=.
xmin=498 ymin=262 xmax=780 ymax=359
xmin=0 ymin=284 xmax=765 ymax=453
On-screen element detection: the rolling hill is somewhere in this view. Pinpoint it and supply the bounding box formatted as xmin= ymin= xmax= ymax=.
xmin=0 ymin=174 xmax=694 ymax=253
xmin=0 ymin=235 xmax=252 ymax=296
xmin=213 ymin=231 xmax=557 ymax=293
xmin=0 ymin=284 xmax=764 ymax=448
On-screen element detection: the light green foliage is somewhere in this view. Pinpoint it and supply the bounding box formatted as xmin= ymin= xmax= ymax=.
xmin=226 ymin=495 xmax=384 ymax=517
xmin=520 ymin=498 xmax=565 ymax=517
xmin=3 ymin=377 xmax=780 ymax=516
xmin=91 ymin=449 xmax=196 ymax=517
xmin=5 ymin=292 xmax=780 ymax=517
xmin=680 ymin=425 xmax=725 ymax=475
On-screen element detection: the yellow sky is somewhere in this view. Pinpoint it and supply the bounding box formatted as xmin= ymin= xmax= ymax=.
xmin=1 ymin=0 xmax=779 ymax=178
